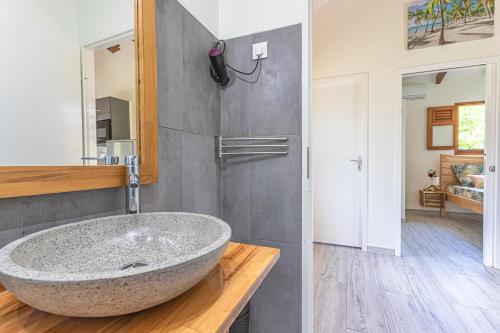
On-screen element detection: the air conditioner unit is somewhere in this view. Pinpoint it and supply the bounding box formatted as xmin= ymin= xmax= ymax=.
xmin=403 ymin=84 xmax=428 ymax=100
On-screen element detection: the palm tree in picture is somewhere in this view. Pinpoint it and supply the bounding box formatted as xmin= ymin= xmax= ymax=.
xmin=415 ymin=9 xmax=426 ymax=33
xmin=439 ymin=0 xmax=447 ymax=44
xmin=409 ymin=11 xmax=417 ymax=34
xmin=424 ymin=8 xmax=432 ymax=32
xmin=450 ymin=1 xmax=463 ymax=23
xmin=409 ymin=9 xmax=425 ymax=34
xmin=488 ymin=0 xmax=495 ymax=13
xmin=446 ymin=7 xmax=455 ymax=24
xmin=427 ymin=0 xmax=448 ymax=45
xmin=480 ymin=0 xmax=493 ymax=18
xmin=430 ymin=11 xmax=440 ymax=32
xmin=461 ymin=0 xmax=471 ymax=24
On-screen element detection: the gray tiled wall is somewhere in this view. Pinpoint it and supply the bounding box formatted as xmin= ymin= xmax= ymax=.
xmin=220 ymin=24 xmax=303 ymax=333
xmin=0 ymin=188 xmax=125 ymax=248
xmin=135 ymin=0 xmax=222 ymax=217
xmin=0 ymin=0 xmax=221 ymax=247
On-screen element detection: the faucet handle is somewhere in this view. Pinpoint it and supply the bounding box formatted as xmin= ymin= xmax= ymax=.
xmin=124 ymin=155 xmax=139 ymax=166
xmin=128 ymin=174 xmax=140 ymax=189
xmin=81 ymin=156 xmax=119 ymax=165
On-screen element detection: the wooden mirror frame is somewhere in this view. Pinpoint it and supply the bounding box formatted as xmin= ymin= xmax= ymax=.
xmin=427 ymin=105 xmax=458 ymax=150
xmin=0 ymin=0 xmax=158 ymax=199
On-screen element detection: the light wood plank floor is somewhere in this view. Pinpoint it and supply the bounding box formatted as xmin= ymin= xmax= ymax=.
xmin=314 ymin=210 xmax=500 ymax=333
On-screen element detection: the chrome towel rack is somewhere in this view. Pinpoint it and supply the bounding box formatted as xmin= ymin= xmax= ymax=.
xmin=217 ymin=136 xmax=288 ymax=158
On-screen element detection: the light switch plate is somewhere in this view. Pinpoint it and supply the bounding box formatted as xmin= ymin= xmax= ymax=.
xmin=252 ymin=42 xmax=268 ymax=60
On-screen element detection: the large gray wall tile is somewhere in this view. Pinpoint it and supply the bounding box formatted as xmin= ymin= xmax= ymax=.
xmin=249 ymin=25 xmax=301 ymax=136
xmin=250 ymin=240 xmax=302 ymax=333
xmin=0 ymin=189 xmax=123 ymax=245
xmin=21 ymin=192 xmax=87 ymax=230
xmin=250 ymin=135 xmax=302 ymax=244
xmin=222 ymin=162 xmax=250 ymax=240
xmin=182 ymin=132 xmax=220 ymax=217
xmin=220 ymin=77 xmax=251 ymax=137
xmin=0 ymin=198 xmax=22 ymax=247
xmin=142 ymin=127 xmax=183 ymax=212
xmin=221 ymin=25 xmax=301 ymax=137
xmin=182 ymin=10 xmax=219 ymax=136
xmin=21 ymin=189 xmax=124 ymax=236
xmin=157 ymin=0 xmax=184 ymax=130
xmin=78 ymin=188 xmax=125 ymax=216
xmin=220 ymin=34 xmax=253 ymax=137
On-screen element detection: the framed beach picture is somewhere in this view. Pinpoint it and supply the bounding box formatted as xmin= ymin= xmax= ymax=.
xmin=407 ymin=0 xmax=495 ymax=50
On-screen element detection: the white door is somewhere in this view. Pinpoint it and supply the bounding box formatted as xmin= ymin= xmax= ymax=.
xmin=313 ymin=75 xmax=367 ymax=248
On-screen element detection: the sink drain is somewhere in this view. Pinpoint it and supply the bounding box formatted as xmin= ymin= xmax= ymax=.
xmin=120 ymin=262 xmax=148 ymax=270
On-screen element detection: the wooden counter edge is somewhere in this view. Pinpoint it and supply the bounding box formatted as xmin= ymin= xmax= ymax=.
xmin=218 ymin=243 xmax=280 ymax=333
xmin=0 ymin=242 xmax=280 ymax=333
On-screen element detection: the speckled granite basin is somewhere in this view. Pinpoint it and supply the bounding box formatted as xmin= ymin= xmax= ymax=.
xmin=0 ymin=213 xmax=231 ymax=317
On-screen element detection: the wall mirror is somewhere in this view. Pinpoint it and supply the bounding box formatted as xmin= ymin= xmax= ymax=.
xmin=427 ymin=105 xmax=457 ymax=150
xmin=0 ymin=0 xmax=158 ymax=198
xmin=432 ymin=125 xmax=455 ymax=147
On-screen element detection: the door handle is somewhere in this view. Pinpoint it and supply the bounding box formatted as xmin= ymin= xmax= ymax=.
xmin=350 ymin=156 xmax=362 ymax=171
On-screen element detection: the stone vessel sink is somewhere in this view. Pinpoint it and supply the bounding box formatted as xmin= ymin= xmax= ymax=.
xmin=0 ymin=213 xmax=231 ymax=317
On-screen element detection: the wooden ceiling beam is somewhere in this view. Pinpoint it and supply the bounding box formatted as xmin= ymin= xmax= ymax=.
xmin=436 ymin=72 xmax=447 ymax=84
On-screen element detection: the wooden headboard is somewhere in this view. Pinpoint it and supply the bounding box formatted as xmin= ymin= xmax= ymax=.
xmin=440 ymin=154 xmax=484 ymax=191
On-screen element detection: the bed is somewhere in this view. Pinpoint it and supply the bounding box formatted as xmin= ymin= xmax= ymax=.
xmin=440 ymin=154 xmax=484 ymax=214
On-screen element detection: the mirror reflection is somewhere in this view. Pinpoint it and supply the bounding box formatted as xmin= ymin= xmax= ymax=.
xmin=1 ymin=0 xmax=136 ymax=166
xmin=432 ymin=125 xmax=454 ymax=147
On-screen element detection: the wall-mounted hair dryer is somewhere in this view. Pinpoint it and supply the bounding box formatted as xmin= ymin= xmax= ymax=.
xmin=209 ymin=47 xmax=230 ymax=87
xmin=209 ymin=40 xmax=263 ymax=87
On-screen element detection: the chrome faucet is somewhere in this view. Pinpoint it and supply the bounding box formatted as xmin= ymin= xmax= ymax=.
xmin=81 ymin=155 xmax=119 ymax=165
xmin=125 ymin=156 xmax=140 ymax=214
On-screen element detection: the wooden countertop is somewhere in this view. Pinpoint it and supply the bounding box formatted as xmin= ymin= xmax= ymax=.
xmin=0 ymin=242 xmax=279 ymax=333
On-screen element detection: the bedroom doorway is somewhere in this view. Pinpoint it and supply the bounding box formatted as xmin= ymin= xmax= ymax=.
xmin=396 ymin=60 xmax=499 ymax=269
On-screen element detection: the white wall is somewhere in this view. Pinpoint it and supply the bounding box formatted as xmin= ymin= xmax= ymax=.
xmin=0 ymin=0 xmax=79 ymax=41
xmin=219 ymin=0 xmax=304 ymax=39
xmin=177 ymin=0 xmax=219 ymax=37
xmin=180 ymin=0 xmax=305 ymax=39
xmin=78 ymin=0 xmax=134 ymax=45
xmin=404 ymin=69 xmax=486 ymax=213
xmin=0 ymin=0 xmax=83 ymax=165
xmin=95 ymin=39 xmax=135 ymax=102
xmin=313 ymin=0 xmax=500 ymax=250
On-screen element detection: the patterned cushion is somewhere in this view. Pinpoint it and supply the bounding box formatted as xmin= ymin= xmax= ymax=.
xmin=469 ymin=175 xmax=485 ymax=189
xmin=451 ymin=164 xmax=484 ymax=187
xmin=447 ymin=185 xmax=484 ymax=202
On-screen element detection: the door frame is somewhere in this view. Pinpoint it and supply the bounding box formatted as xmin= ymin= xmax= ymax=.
xmin=312 ymin=73 xmax=370 ymax=251
xmin=394 ymin=57 xmax=500 ymax=268
xmin=302 ymin=2 xmax=313 ymax=331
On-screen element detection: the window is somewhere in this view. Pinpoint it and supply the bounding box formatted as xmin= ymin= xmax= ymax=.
xmin=456 ymin=102 xmax=485 ymax=155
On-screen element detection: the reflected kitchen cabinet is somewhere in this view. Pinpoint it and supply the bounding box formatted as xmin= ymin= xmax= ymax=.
xmin=96 ymin=97 xmax=131 ymax=144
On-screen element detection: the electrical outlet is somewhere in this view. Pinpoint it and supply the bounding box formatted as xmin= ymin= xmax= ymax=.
xmin=252 ymin=42 xmax=268 ymax=60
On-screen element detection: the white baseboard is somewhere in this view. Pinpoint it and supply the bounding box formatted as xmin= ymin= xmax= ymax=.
xmin=367 ymin=246 xmax=396 ymax=256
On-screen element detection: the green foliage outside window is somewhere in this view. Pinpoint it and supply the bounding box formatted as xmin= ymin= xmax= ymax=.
xmin=458 ymin=104 xmax=485 ymax=150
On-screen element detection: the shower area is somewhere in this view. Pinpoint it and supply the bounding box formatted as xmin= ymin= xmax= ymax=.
xmin=219 ymin=24 xmax=303 ymax=333
xmin=144 ymin=3 xmax=303 ymax=331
